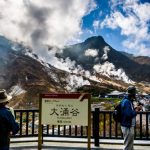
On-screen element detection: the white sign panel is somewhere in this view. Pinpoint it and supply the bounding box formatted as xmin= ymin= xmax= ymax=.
xmin=41 ymin=94 xmax=89 ymax=126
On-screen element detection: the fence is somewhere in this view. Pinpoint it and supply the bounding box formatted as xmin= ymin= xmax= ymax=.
xmin=14 ymin=109 xmax=150 ymax=142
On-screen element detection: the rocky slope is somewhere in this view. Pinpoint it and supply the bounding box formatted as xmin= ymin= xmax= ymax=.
xmin=0 ymin=35 xmax=150 ymax=109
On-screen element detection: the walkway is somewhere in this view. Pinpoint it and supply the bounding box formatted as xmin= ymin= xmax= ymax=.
xmin=10 ymin=137 xmax=150 ymax=150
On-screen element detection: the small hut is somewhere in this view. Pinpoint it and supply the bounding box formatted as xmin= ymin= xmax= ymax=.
xmin=107 ymin=90 xmax=125 ymax=98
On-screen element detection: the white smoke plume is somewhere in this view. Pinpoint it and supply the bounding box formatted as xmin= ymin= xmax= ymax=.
xmin=66 ymin=74 xmax=90 ymax=92
xmin=9 ymin=85 xmax=26 ymax=96
xmin=93 ymin=61 xmax=133 ymax=83
xmin=84 ymin=49 xmax=98 ymax=57
xmin=102 ymin=46 xmax=110 ymax=60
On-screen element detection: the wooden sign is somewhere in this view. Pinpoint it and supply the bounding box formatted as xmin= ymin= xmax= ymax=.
xmin=38 ymin=93 xmax=91 ymax=150
xmin=41 ymin=93 xmax=89 ymax=125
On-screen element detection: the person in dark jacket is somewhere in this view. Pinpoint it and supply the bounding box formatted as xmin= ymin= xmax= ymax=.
xmin=120 ymin=86 xmax=142 ymax=150
xmin=0 ymin=89 xmax=19 ymax=150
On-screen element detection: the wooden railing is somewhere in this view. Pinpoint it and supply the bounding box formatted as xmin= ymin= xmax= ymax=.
xmin=14 ymin=109 xmax=150 ymax=141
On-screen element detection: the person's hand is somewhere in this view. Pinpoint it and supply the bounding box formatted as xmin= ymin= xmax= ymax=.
xmin=135 ymin=105 xmax=142 ymax=111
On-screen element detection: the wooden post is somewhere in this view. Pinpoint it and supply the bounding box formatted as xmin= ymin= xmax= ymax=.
xmin=38 ymin=95 xmax=42 ymax=150
xmin=87 ymin=94 xmax=91 ymax=150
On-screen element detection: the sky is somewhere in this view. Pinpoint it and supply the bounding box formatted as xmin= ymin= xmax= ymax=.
xmin=82 ymin=0 xmax=150 ymax=56
xmin=0 ymin=0 xmax=150 ymax=56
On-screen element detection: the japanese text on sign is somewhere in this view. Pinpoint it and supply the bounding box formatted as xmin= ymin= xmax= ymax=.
xmin=41 ymin=97 xmax=88 ymax=125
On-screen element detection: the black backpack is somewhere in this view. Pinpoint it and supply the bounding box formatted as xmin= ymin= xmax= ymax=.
xmin=113 ymin=102 xmax=122 ymax=122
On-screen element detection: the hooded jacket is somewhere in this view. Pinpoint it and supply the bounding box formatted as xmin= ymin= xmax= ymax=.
xmin=120 ymin=96 xmax=137 ymax=127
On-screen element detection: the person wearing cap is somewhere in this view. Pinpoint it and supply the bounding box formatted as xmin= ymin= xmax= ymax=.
xmin=0 ymin=89 xmax=19 ymax=150
xmin=120 ymin=86 xmax=142 ymax=150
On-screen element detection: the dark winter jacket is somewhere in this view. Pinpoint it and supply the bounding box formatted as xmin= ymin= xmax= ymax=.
xmin=120 ymin=96 xmax=137 ymax=128
xmin=0 ymin=106 xmax=19 ymax=149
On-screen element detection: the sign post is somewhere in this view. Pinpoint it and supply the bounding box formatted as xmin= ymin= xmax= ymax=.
xmin=38 ymin=94 xmax=42 ymax=150
xmin=38 ymin=93 xmax=91 ymax=150
xmin=88 ymin=94 xmax=91 ymax=150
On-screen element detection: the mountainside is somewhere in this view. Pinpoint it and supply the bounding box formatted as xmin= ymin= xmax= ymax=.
xmin=56 ymin=36 xmax=150 ymax=83
xmin=131 ymin=56 xmax=150 ymax=65
xmin=0 ymin=35 xmax=150 ymax=109
xmin=0 ymin=40 xmax=69 ymax=108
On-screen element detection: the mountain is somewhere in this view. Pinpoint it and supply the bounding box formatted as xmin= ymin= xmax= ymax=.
xmin=0 ymin=36 xmax=116 ymax=108
xmin=56 ymin=36 xmax=150 ymax=83
xmin=0 ymin=35 xmax=150 ymax=109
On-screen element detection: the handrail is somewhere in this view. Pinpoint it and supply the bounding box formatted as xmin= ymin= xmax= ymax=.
xmin=13 ymin=109 xmax=150 ymax=140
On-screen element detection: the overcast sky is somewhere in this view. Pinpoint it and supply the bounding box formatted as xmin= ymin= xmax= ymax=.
xmin=0 ymin=0 xmax=150 ymax=56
